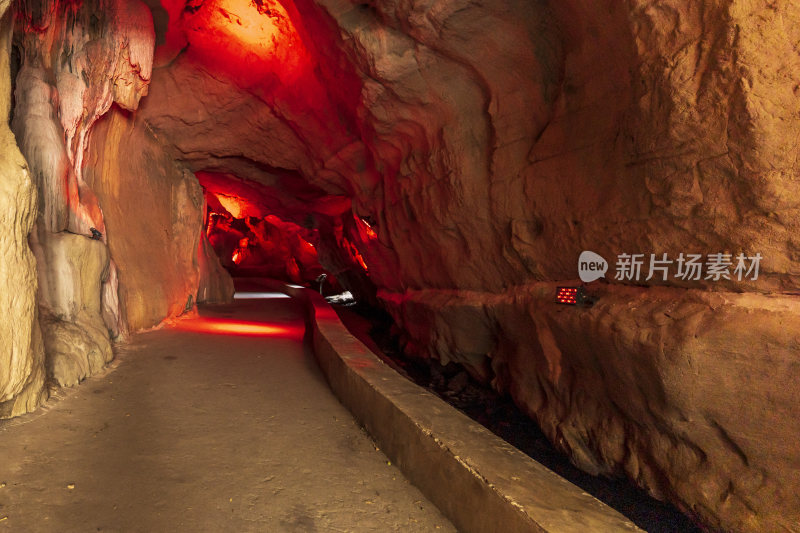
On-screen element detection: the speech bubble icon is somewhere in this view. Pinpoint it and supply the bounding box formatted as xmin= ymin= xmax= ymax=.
xmin=578 ymin=250 xmax=608 ymax=283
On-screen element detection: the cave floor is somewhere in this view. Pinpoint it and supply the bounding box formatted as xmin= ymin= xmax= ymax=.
xmin=0 ymin=297 xmax=455 ymax=532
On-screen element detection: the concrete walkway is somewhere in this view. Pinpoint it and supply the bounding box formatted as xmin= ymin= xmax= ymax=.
xmin=0 ymin=296 xmax=455 ymax=532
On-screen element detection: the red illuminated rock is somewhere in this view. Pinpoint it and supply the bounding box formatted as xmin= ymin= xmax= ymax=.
xmin=10 ymin=0 xmax=163 ymax=392
xmin=14 ymin=0 xmax=155 ymax=237
xmin=203 ymin=193 xmax=324 ymax=286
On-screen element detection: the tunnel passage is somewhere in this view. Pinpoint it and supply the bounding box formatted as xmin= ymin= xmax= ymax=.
xmin=197 ymin=170 xmax=366 ymax=296
xmin=1 ymin=1 xmax=799 ymax=532
xmin=203 ymin=186 xmax=324 ymax=283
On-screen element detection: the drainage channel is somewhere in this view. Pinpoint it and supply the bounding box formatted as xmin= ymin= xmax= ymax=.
xmin=335 ymin=305 xmax=706 ymax=533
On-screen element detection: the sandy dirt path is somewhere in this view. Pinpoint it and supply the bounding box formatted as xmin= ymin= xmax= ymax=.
xmin=0 ymin=296 xmax=455 ymax=533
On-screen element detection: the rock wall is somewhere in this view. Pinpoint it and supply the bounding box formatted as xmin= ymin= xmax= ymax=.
xmin=197 ymin=229 xmax=234 ymax=305
xmin=135 ymin=0 xmax=800 ymax=530
xmin=84 ymin=106 xmax=231 ymax=330
xmin=30 ymin=229 xmax=112 ymax=386
xmin=7 ymin=0 xmax=232 ymax=400
xmin=357 ymin=3 xmax=800 ymax=530
xmin=14 ymin=0 xmax=156 ymax=237
xmin=10 ymin=0 xmax=157 ymax=387
xmin=0 ymin=3 xmax=46 ymax=418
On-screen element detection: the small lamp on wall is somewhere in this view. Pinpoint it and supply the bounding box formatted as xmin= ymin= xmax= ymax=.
xmin=555 ymin=286 xmax=594 ymax=307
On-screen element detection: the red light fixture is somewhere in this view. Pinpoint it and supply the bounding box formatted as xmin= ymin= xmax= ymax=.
xmin=556 ymin=287 xmax=578 ymax=304
xmin=556 ymin=286 xmax=591 ymax=306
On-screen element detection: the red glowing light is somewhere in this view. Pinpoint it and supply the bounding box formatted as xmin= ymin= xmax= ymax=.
xmin=354 ymin=252 xmax=368 ymax=271
xmin=232 ymin=250 xmax=243 ymax=264
xmin=213 ymin=0 xmax=281 ymax=48
xmin=356 ymin=216 xmax=378 ymax=240
xmin=556 ymin=287 xmax=579 ymax=305
xmin=178 ymin=0 xmax=309 ymax=84
xmin=171 ymin=317 xmax=299 ymax=337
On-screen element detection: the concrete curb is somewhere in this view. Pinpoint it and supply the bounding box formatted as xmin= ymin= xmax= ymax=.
xmin=273 ymin=283 xmax=643 ymax=533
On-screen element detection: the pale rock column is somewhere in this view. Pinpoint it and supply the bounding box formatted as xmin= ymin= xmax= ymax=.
xmin=0 ymin=2 xmax=46 ymax=418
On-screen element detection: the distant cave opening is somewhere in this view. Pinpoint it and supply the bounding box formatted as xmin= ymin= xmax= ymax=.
xmin=204 ymin=199 xmax=330 ymax=287
xmin=196 ymin=170 xmax=376 ymax=307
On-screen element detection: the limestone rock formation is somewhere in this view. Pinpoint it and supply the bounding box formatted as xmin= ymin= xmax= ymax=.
xmin=364 ymin=3 xmax=800 ymax=529
xmin=14 ymin=0 xmax=156 ymax=237
xmin=31 ymin=230 xmax=112 ymax=386
xmin=0 ymin=5 xmax=46 ymax=418
xmin=11 ymin=0 xmax=160 ymax=392
xmin=7 ymin=0 xmax=232 ymax=405
xmin=197 ymin=230 xmax=235 ymax=304
xmin=85 ymin=107 xmax=220 ymax=330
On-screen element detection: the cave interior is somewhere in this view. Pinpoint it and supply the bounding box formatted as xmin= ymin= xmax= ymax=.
xmin=0 ymin=0 xmax=798 ymax=532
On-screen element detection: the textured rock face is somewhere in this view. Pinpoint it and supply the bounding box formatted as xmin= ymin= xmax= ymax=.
xmin=364 ymin=3 xmax=800 ymax=529
xmin=11 ymin=0 xmax=159 ymax=391
xmin=31 ymin=230 xmax=112 ymax=386
xmin=6 ymin=0 xmax=231 ymax=406
xmin=131 ymin=1 xmax=800 ymax=530
xmin=202 ymin=186 xmax=325 ymax=285
xmin=85 ymin=107 xmax=230 ymax=330
xmin=197 ymin=230 xmax=235 ymax=305
xmin=14 ymin=0 xmax=156 ymax=237
xmin=0 ymin=5 xmax=46 ymax=418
